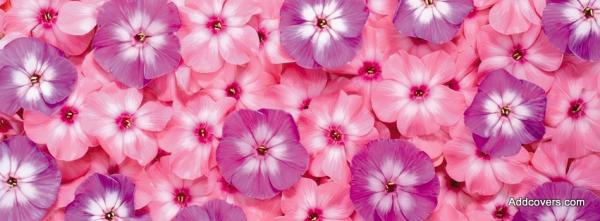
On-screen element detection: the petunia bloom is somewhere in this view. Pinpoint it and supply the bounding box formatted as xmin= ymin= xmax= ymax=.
xmin=464 ymin=70 xmax=546 ymax=157
xmin=93 ymin=0 xmax=182 ymax=88
xmin=513 ymin=182 xmax=600 ymax=221
xmin=80 ymin=84 xmax=172 ymax=165
xmin=371 ymin=51 xmax=466 ymax=137
xmin=64 ymin=173 xmax=140 ymax=220
xmin=276 ymin=178 xmax=353 ymax=221
xmin=173 ymin=200 xmax=247 ymax=221
xmin=350 ymin=139 xmax=440 ymax=221
xmin=0 ymin=136 xmax=61 ymax=221
xmin=279 ymin=0 xmax=369 ymax=69
xmin=216 ymin=109 xmax=309 ymax=199
xmin=393 ymin=0 xmax=473 ymax=43
xmin=0 ymin=37 xmax=77 ymax=116
xmin=542 ymin=0 xmax=600 ymax=60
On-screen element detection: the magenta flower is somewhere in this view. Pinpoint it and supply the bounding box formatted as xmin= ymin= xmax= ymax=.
xmin=279 ymin=0 xmax=369 ymax=69
xmin=513 ymin=182 xmax=600 ymax=221
xmin=173 ymin=200 xmax=247 ymax=221
xmin=65 ymin=173 xmax=140 ymax=221
xmin=464 ymin=70 xmax=546 ymax=158
xmin=393 ymin=0 xmax=473 ymax=43
xmin=0 ymin=37 xmax=77 ymax=115
xmin=350 ymin=140 xmax=440 ymax=221
xmin=0 ymin=136 xmax=61 ymax=221
xmin=216 ymin=109 xmax=309 ymax=199
xmin=93 ymin=0 xmax=182 ymax=88
xmin=542 ymin=0 xmax=600 ymax=60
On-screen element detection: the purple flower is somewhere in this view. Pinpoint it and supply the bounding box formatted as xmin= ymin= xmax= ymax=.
xmin=0 ymin=37 xmax=77 ymax=115
xmin=542 ymin=0 xmax=600 ymax=60
xmin=464 ymin=70 xmax=546 ymax=158
xmin=0 ymin=136 xmax=61 ymax=221
xmin=93 ymin=0 xmax=181 ymax=88
xmin=393 ymin=0 xmax=473 ymax=44
xmin=65 ymin=173 xmax=145 ymax=221
xmin=216 ymin=109 xmax=309 ymax=199
xmin=279 ymin=0 xmax=369 ymax=69
xmin=173 ymin=200 xmax=247 ymax=221
xmin=350 ymin=140 xmax=439 ymax=221
xmin=513 ymin=182 xmax=600 ymax=221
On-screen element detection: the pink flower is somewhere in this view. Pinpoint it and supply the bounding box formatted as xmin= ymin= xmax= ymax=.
xmin=275 ymin=178 xmax=353 ymax=221
xmin=179 ymin=0 xmax=260 ymax=73
xmin=298 ymin=91 xmax=378 ymax=182
xmin=477 ymin=25 xmax=563 ymax=91
xmin=24 ymin=77 xmax=101 ymax=161
xmin=476 ymin=0 xmax=544 ymax=34
xmin=56 ymin=0 xmax=105 ymax=36
xmin=464 ymin=187 xmax=519 ymax=221
xmin=146 ymin=156 xmax=216 ymax=221
xmin=371 ymin=51 xmax=466 ymax=137
xmin=255 ymin=18 xmax=294 ymax=64
xmin=5 ymin=0 xmax=93 ymax=55
xmin=0 ymin=113 xmax=22 ymax=140
xmin=443 ymin=134 xmax=529 ymax=196
xmin=80 ymin=84 xmax=172 ymax=165
xmin=159 ymin=96 xmax=235 ymax=180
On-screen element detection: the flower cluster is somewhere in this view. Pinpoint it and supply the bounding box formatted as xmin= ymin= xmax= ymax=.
xmin=0 ymin=0 xmax=599 ymax=220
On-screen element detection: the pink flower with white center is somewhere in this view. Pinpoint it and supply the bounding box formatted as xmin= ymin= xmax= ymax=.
xmin=298 ymin=91 xmax=378 ymax=182
xmin=146 ymin=156 xmax=216 ymax=221
xmin=464 ymin=187 xmax=520 ymax=220
xmin=275 ymin=178 xmax=353 ymax=221
xmin=24 ymin=77 xmax=101 ymax=161
xmin=179 ymin=0 xmax=260 ymax=73
xmin=159 ymin=96 xmax=235 ymax=180
xmin=256 ymin=18 xmax=294 ymax=64
xmin=5 ymin=0 xmax=93 ymax=55
xmin=203 ymin=63 xmax=276 ymax=110
xmin=546 ymin=71 xmax=600 ymax=156
xmin=371 ymin=51 xmax=466 ymax=137
xmin=80 ymin=84 xmax=172 ymax=165
xmin=477 ymin=25 xmax=563 ymax=91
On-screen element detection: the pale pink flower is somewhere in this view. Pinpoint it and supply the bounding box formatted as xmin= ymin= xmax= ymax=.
xmin=475 ymin=0 xmax=544 ymax=34
xmin=371 ymin=51 xmax=466 ymax=137
xmin=56 ymin=0 xmax=106 ymax=36
xmin=80 ymin=84 xmax=172 ymax=165
xmin=159 ymin=96 xmax=235 ymax=180
xmin=298 ymin=91 xmax=378 ymax=182
xmin=179 ymin=0 xmax=260 ymax=73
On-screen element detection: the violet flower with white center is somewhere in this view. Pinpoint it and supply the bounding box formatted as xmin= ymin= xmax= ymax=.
xmin=0 ymin=136 xmax=61 ymax=221
xmin=93 ymin=0 xmax=182 ymax=88
xmin=0 ymin=37 xmax=77 ymax=116
xmin=464 ymin=70 xmax=546 ymax=158
xmin=393 ymin=0 xmax=473 ymax=43
xmin=173 ymin=200 xmax=247 ymax=221
xmin=279 ymin=0 xmax=369 ymax=69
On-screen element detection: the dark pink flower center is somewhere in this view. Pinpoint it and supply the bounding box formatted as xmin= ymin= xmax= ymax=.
xmin=424 ymin=0 xmax=434 ymax=5
xmin=584 ymin=7 xmax=594 ymax=18
xmin=256 ymin=145 xmax=269 ymax=155
xmin=207 ymin=17 xmax=225 ymax=33
xmin=306 ymin=208 xmax=323 ymax=221
xmin=359 ymin=62 xmax=382 ymax=80
xmin=134 ymin=32 xmax=147 ymax=43
xmin=316 ymin=18 xmax=328 ymax=29
xmin=410 ymin=85 xmax=429 ymax=101
xmin=384 ymin=181 xmax=397 ymax=193
xmin=327 ymin=127 xmax=344 ymax=144
xmin=500 ymin=105 xmax=511 ymax=117
xmin=195 ymin=123 xmax=213 ymax=143
xmin=104 ymin=211 xmax=116 ymax=220
xmin=445 ymin=79 xmax=460 ymax=91
xmin=60 ymin=106 xmax=78 ymax=124
xmin=116 ymin=113 xmax=134 ymax=130
xmin=6 ymin=176 xmax=17 ymax=188
xmin=38 ymin=8 xmax=57 ymax=27
xmin=568 ymin=99 xmax=585 ymax=118
xmin=299 ymin=98 xmax=311 ymax=110
xmin=512 ymin=49 xmax=524 ymax=61
xmin=447 ymin=177 xmax=464 ymax=190
xmin=477 ymin=151 xmax=491 ymax=160
xmin=225 ymin=83 xmax=242 ymax=99
xmin=258 ymin=30 xmax=268 ymax=45
xmin=0 ymin=118 xmax=12 ymax=133
xmin=30 ymin=74 xmax=41 ymax=85
xmin=174 ymin=188 xmax=191 ymax=206
xmin=493 ymin=205 xmax=509 ymax=219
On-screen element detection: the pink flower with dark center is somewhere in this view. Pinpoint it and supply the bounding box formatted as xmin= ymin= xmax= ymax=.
xmin=276 ymin=178 xmax=353 ymax=221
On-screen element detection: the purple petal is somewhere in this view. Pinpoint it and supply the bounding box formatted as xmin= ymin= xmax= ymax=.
xmin=174 ymin=200 xmax=247 ymax=221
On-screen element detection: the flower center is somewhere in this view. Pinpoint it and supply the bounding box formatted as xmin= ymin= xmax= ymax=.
xmin=0 ymin=118 xmax=12 ymax=133
xmin=568 ymin=99 xmax=585 ymax=118
xmin=384 ymin=181 xmax=397 ymax=193
xmin=39 ymin=9 xmax=57 ymax=25
xmin=104 ymin=211 xmax=116 ymax=220
xmin=6 ymin=177 xmax=17 ymax=188
xmin=258 ymin=30 xmax=267 ymax=44
xmin=256 ymin=146 xmax=269 ymax=155
xmin=512 ymin=50 xmax=523 ymax=61
xmin=424 ymin=0 xmax=434 ymax=5
xmin=116 ymin=114 xmax=134 ymax=129
xmin=226 ymin=83 xmax=242 ymax=99
xmin=174 ymin=189 xmax=191 ymax=206
xmin=207 ymin=17 xmax=225 ymax=33
xmin=60 ymin=106 xmax=78 ymax=124
xmin=500 ymin=105 xmax=511 ymax=117
xmin=477 ymin=151 xmax=491 ymax=160
xmin=30 ymin=74 xmax=41 ymax=84
xmin=316 ymin=18 xmax=328 ymax=29
xmin=300 ymin=98 xmax=311 ymax=110
xmin=306 ymin=209 xmax=322 ymax=221
xmin=493 ymin=206 xmax=508 ymax=219
xmin=134 ymin=32 xmax=147 ymax=43
xmin=410 ymin=85 xmax=428 ymax=100
xmin=329 ymin=130 xmax=342 ymax=142
xmin=448 ymin=178 xmax=464 ymax=190
xmin=359 ymin=62 xmax=382 ymax=80
xmin=584 ymin=7 xmax=594 ymax=18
